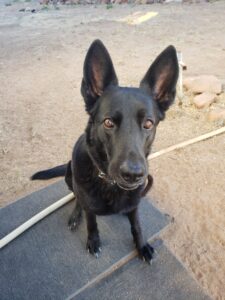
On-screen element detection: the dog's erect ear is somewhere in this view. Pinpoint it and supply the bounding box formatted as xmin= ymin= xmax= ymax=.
xmin=140 ymin=45 xmax=179 ymax=118
xmin=81 ymin=40 xmax=118 ymax=112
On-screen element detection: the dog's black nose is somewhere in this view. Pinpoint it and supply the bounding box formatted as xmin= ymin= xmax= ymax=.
xmin=120 ymin=162 xmax=145 ymax=184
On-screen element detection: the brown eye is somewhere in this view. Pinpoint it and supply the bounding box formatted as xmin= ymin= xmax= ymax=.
xmin=104 ymin=118 xmax=114 ymax=129
xmin=143 ymin=119 xmax=153 ymax=130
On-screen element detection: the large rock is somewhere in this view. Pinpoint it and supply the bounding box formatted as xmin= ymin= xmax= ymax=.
xmin=183 ymin=75 xmax=222 ymax=94
xmin=193 ymin=92 xmax=216 ymax=109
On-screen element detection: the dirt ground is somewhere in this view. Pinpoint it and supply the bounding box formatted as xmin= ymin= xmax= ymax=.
xmin=1 ymin=1 xmax=225 ymax=299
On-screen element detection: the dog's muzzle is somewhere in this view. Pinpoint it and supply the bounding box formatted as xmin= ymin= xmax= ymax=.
xmin=98 ymin=170 xmax=153 ymax=196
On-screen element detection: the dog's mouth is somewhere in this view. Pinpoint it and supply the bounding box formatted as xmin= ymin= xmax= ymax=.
xmin=116 ymin=181 xmax=144 ymax=191
xmin=98 ymin=171 xmax=142 ymax=191
xmin=98 ymin=168 xmax=145 ymax=191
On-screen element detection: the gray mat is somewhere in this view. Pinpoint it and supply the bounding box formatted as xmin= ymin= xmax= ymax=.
xmin=75 ymin=242 xmax=210 ymax=300
xmin=0 ymin=181 xmax=170 ymax=300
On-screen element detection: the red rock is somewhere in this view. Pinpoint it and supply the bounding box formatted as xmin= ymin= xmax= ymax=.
xmin=207 ymin=108 xmax=225 ymax=122
xmin=183 ymin=75 xmax=222 ymax=94
xmin=193 ymin=92 xmax=216 ymax=109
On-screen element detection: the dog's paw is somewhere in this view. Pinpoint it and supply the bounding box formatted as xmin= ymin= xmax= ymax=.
xmin=138 ymin=243 xmax=154 ymax=264
xmin=86 ymin=238 xmax=101 ymax=258
xmin=68 ymin=215 xmax=81 ymax=231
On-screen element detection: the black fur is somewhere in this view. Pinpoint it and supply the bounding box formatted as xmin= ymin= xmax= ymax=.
xmin=31 ymin=40 xmax=179 ymax=263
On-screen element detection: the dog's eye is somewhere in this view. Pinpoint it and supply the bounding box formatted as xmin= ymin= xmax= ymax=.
xmin=143 ymin=119 xmax=153 ymax=130
xmin=104 ymin=118 xmax=114 ymax=129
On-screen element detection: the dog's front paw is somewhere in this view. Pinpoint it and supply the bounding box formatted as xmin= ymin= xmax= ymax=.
xmin=138 ymin=243 xmax=154 ymax=264
xmin=86 ymin=237 xmax=101 ymax=258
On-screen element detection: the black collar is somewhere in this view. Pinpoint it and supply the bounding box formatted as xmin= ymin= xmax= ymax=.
xmin=98 ymin=170 xmax=116 ymax=185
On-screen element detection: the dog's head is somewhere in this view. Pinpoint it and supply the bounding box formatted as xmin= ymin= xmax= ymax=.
xmin=82 ymin=40 xmax=178 ymax=191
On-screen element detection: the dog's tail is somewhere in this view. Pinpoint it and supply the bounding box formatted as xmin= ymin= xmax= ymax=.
xmin=31 ymin=164 xmax=67 ymax=180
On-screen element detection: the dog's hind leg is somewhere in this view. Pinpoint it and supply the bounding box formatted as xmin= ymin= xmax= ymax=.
xmin=65 ymin=160 xmax=73 ymax=191
xmin=127 ymin=208 xmax=154 ymax=264
xmin=66 ymin=160 xmax=83 ymax=231
xmin=68 ymin=199 xmax=82 ymax=231
xmin=85 ymin=211 xmax=101 ymax=258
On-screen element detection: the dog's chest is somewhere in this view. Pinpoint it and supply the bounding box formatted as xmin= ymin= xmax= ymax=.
xmin=87 ymin=179 xmax=141 ymax=215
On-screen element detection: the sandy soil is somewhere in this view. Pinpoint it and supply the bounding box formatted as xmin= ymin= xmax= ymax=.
xmin=0 ymin=1 xmax=225 ymax=299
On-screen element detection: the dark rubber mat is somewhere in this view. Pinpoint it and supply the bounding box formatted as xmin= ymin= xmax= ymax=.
xmin=0 ymin=180 xmax=170 ymax=300
xmin=74 ymin=243 xmax=210 ymax=300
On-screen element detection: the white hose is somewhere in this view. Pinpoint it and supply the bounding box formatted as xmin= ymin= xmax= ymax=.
xmin=148 ymin=127 xmax=225 ymax=160
xmin=1 ymin=126 xmax=225 ymax=249
xmin=0 ymin=193 xmax=74 ymax=249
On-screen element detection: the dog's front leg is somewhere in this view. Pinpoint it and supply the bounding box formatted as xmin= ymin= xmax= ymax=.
xmin=85 ymin=211 xmax=101 ymax=258
xmin=127 ymin=208 xmax=154 ymax=264
xmin=68 ymin=199 xmax=82 ymax=231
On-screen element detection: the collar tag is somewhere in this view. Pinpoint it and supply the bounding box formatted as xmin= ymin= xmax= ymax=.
xmin=98 ymin=171 xmax=116 ymax=185
xmin=98 ymin=171 xmax=106 ymax=179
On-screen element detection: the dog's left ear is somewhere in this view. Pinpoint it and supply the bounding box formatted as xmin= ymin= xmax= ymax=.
xmin=81 ymin=40 xmax=118 ymax=112
xmin=140 ymin=45 xmax=179 ymax=119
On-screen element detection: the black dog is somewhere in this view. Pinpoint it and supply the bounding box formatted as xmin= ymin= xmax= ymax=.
xmin=32 ymin=40 xmax=178 ymax=263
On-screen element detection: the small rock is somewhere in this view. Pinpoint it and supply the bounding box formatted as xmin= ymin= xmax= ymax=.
xmin=207 ymin=108 xmax=225 ymax=122
xmin=114 ymin=0 xmax=127 ymax=3
xmin=40 ymin=0 xmax=50 ymax=4
xmin=193 ymin=92 xmax=216 ymax=109
xmin=67 ymin=0 xmax=79 ymax=3
xmin=135 ymin=0 xmax=155 ymax=3
xmin=165 ymin=0 xmax=182 ymax=3
xmin=183 ymin=75 xmax=222 ymax=94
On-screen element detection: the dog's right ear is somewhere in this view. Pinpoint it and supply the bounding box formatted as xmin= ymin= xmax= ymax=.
xmin=81 ymin=40 xmax=118 ymax=113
